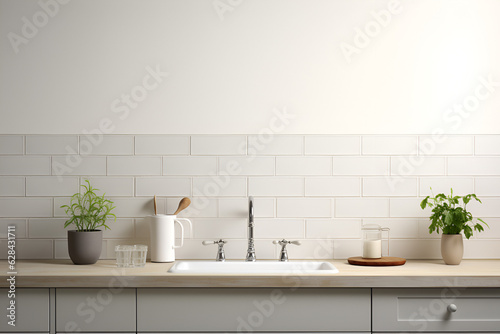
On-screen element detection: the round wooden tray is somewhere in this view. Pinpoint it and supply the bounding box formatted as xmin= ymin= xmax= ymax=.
xmin=348 ymin=256 xmax=406 ymax=266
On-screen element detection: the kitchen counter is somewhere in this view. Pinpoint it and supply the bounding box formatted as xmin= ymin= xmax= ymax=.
xmin=1 ymin=259 xmax=500 ymax=288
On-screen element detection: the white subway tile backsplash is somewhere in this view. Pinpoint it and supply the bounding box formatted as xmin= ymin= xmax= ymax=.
xmin=224 ymin=239 xmax=277 ymax=260
xmin=253 ymin=198 xmax=276 ymax=217
xmin=164 ymin=157 xmax=217 ymax=175
xmin=391 ymin=156 xmax=445 ymax=176
xmin=54 ymin=239 xmax=70 ymax=259
xmin=192 ymin=218 xmax=247 ymax=239
xmin=173 ymin=239 xmax=211 ymax=260
xmin=53 ymin=197 xmax=71 ymax=217
xmin=29 ymin=218 xmax=67 ymax=238
xmin=52 ymin=156 xmax=106 ymax=175
xmin=277 ymin=198 xmax=332 ymax=218
xmin=0 ymin=135 xmax=23 ymax=154
xmin=475 ymin=178 xmax=500 ymax=196
xmin=0 ymin=156 xmax=51 ymax=175
xmin=362 ymin=136 xmax=418 ymax=155
xmin=390 ymin=198 xmax=431 ymax=218
xmin=363 ymin=177 xmax=417 ymax=197
xmin=0 ymin=176 xmax=24 ymax=196
xmin=135 ymin=178 xmax=191 ymax=196
xmin=333 ymin=157 xmax=389 ymax=175
xmin=193 ymin=177 xmax=246 ymax=197
xmin=26 ymin=176 xmax=79 ymax=196
xmin=0 ymin=198 xmax=52 ymax=217
xmin=26 ymin=135 xmax=78 ymax=155
xmin=81 ymin=135 xmax=134 ymax=155
xmin=249 ymin=177 xmax=303 ymax=197
xmin=335 ymin=198 xmax=389 ymax=218
xmin=306 ymin=219 xmax=361 ymax=238
xmin=107 ymin=156 xmax=161 ymax=175
xmin=166 ymin=197 xmax=218 ymax=218
xmin=467 ymin=198 xmax=500 ymax=218
xmin=448 ymin=157 xmax=500 ymax=175
xmin=332 ymin=239 xmax=362 ymax=259
xmin=135 ymin=135 xmax=190 ymax=155
xmin=1 ymin=134 xmax=500 ymax=259
xmin=192 ymin=135 xmax=246 ymax=155
xmin=366 ymin=218 xmax=419 ymax=239
xmin=218 ymin=157 xmax=275 ymax=176
xmin=419 ymin=177 xmax=474 ymax=196
xmin=418 ymin=219 xmax=440 ymax=239
xmin=103 ymin=218 xmax=135 ymax=238
xmin=0 ymin=239 xmax=53 ymax=259
xmin=175 ymin=239 xmax=277 ymax=260
xmin=276 ymin=157 xmax=331 ymax=175
xmin=254 ymin=219 xmax=304 ymax=239
xmin=109 ymin=198 xmax=163 ymax=217
xmin=251 ymin=135 xmax=303 ymax=155
xmin=389 ymin=239 xmax=441 ymax=259
xmin=305 ymin=136 xmax=360 ymax=155
xmin=475 ymin=136 xmax=500 ymax=155
xmin=218 ymin=198 xmax=247 ymax=218
xmin=82 ymin=177 xmax=134 ymax=196
xmin=286 ymin=239 xmax=334 ymax=260
xmin=305 ymin=177 xmax=360 ymax=197
xmin=463 ymin=239 xmax=500 ymax=259
xmin=419 ymin=135 xmax=474 ymax=155
xmin=0 ymin=219 xmax=27 ymax=238
xmin=2 ymin=239 xmax=53 ymax=259
xmin=135 ymin=218 xmax=150 ymax=239
xmin=474 ymin=218 xmax=500 ymax=239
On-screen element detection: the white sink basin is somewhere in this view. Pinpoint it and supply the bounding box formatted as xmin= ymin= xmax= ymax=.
xmin=168 ymin=261 xmax=339 ymax=274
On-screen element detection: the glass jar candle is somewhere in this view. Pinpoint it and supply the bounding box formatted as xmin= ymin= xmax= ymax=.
xmin=362 ymin=224 xmax=390 ymax=259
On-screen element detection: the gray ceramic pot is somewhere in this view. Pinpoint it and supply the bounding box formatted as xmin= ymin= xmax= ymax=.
xmin=68 ymin=230 xmax=102 ymax=265
xmin=441 ymin=234 xmax=463 ymax=265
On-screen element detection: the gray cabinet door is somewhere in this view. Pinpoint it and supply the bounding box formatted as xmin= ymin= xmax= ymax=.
xmin=0 ymin=288 xmax=49 ymax=332
xmin=56 ymin=288 xmax=136 ymax=332
xmin=373 ymin=288 xmax=500 ymax=332
xmin=137 ymin=288 xmax=371 ymax=332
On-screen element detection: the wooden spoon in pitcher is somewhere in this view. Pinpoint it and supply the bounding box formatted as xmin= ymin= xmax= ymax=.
xmin=173 ymin=197 xmax=191 ymax=215
xmin=153 ymin=195 xmax=158 ymax=215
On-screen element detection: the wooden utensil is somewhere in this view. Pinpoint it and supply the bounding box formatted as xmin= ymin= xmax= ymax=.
xmin=347 ymin=256 xmax=406 ymax=266
xmin=173 ymin=197 xmax=191 ymax=215
xmin=153 ymin=195 xmax=157 ymax=215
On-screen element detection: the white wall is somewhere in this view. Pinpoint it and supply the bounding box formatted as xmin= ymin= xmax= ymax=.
xmin=1 ymin=0 xmax=500 ymax=135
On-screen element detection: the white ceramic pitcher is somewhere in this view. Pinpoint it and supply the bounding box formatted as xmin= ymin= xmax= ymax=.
xmin=148 ymin=215 xmax=192 ymax=262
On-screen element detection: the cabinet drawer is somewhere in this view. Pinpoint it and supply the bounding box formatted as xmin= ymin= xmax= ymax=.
xmin=56 ymin=288 xmax=136 ymax=332
xmin=373 ymin=288 xmax=500 ymax=332
xmin=138 ymin=288 xmax=371 ymax=332
xmin=0 ymin=288 xmax=49 ymax=332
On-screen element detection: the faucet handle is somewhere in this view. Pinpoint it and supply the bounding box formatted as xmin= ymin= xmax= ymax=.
xmin=273 ymin=239 xmax=301 ymax=261
xmin=273 ymin=239 xmax=302 ymax=246
xmin=203 ymin=239 xmax=227 ymax=246
xmin=202 ymin=239 xmax=227 ymax=262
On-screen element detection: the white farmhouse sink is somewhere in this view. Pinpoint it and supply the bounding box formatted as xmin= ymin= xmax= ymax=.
xmin=168 ymin=261 xmax=339 ymax=274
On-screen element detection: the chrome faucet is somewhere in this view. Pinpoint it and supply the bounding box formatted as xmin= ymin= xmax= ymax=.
xmin=273 ymin=239 xmax=302 ymax=261
xmin=202 ymin=239 xmax=227 ymax=262
xmin=245 ymin=196 xmax=256 ymax=261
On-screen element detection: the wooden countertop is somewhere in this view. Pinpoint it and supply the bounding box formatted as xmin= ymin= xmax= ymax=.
xmin=2 ymin=259 xmax=500 ymax=288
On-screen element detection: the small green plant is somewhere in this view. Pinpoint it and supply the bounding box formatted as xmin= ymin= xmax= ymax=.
xmin=61 ymin=180 xmax=115 ymax=232
xmin=420 ymin=188 xmax=488 ymax=239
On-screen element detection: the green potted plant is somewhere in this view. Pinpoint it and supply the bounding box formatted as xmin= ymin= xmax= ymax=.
xmin=420 ymin=188 xmax=488 ymax=265
xmin=61 ymin=180 xmax=115 ymax=265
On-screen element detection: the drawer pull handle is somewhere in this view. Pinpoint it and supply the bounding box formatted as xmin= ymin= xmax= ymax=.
xmin=447 ymin=304 xmax=458 ymax=312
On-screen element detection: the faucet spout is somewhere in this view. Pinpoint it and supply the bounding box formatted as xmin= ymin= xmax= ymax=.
xmin=245 ymin=196 xmax=256 ymax=261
